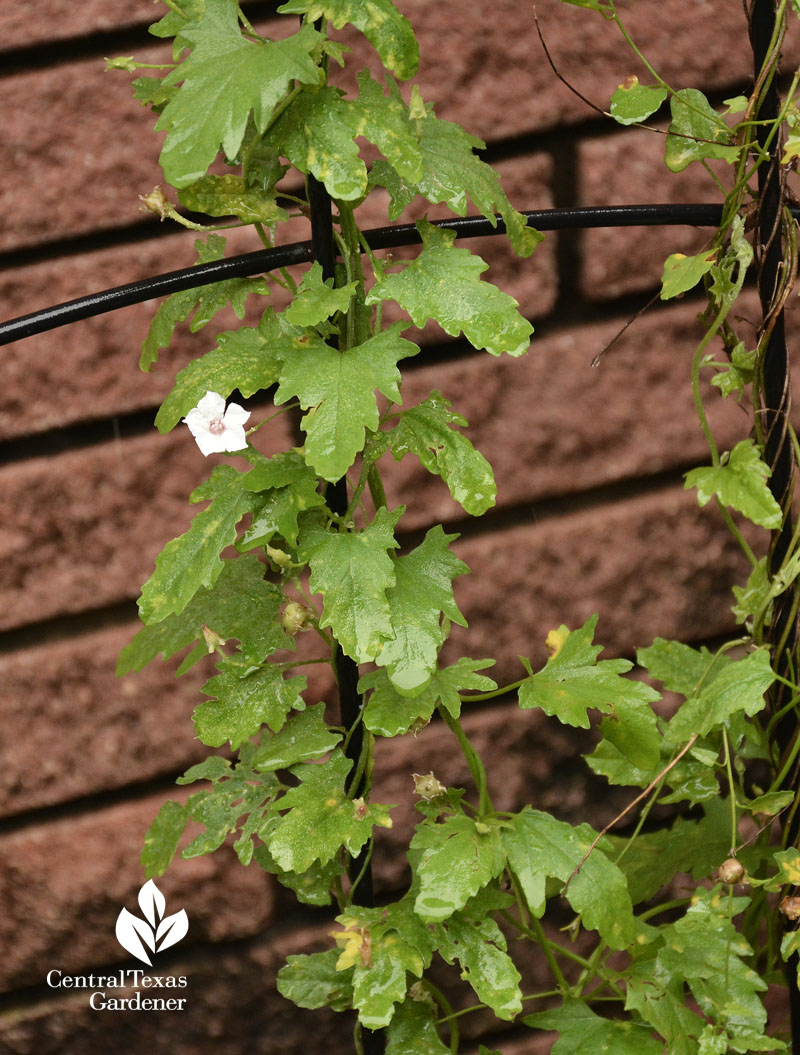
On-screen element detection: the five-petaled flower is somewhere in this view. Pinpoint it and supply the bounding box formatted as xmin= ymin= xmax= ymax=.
xmin=183 ymin=391 xmax=250 ymax=456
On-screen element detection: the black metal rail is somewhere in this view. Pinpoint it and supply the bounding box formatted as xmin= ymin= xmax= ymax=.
xmin=0 ymin=203 xmax=745 ymax=347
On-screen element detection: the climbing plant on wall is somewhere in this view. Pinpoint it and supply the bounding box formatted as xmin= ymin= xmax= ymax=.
xmin=111 ymin=0 xmax=800 ymax=1051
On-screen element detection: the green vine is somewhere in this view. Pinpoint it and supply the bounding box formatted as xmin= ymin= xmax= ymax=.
xmin=113 ymin=0 xmax=800 ymax=1050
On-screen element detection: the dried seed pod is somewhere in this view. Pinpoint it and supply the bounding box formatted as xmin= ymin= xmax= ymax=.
xmin=718 ymin=857 xmax=745 ymax=884
xmin=780 ymin=896 xmax=800 ymax=921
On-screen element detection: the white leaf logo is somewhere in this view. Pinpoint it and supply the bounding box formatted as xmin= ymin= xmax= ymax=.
xmin=115 ymin=880 xmax=189 ymax=966
xmin=138 ymin=878 xmax=165 ymax=926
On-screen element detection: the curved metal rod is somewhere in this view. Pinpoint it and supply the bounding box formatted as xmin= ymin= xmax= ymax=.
xmin=0 ymin=202 xmax=759 ymax=347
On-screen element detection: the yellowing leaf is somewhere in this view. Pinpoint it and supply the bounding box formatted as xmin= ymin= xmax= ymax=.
xmin=609 ymin=78 xmax=668 ymax=125
xmin=660 ymin=250 xmax=717 ymax=300
xmin=519 ymin=615 xmax=660 ymax=729
xmin=276 ymin=0 xmax=419 ymax=80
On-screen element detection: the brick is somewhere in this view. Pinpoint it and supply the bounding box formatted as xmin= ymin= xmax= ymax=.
xmin=0 ymin=226 xmax=272 ymax=441
xmin=578 ymin=126 xmax=723 ymax=299
xmin=0 ymin=56 xmax=169 ymax=252
xmin=385 ymin=299 xmax=748 ymax=528
xmin=0 ymin=624 xmax=211 ymax=818
xmin=0 ymin=2 xmax=282 ymax=48
xmin=0 ymin=926 xmax=346 ymax=1055
xmin=0 ymin=793 xmax=274 ymax=993
xmin=447 ymin=484 xmax=752 ymax=686
xmin=0 ymin=1 xmax=155 ymax=48
xmin=387 ymin=0 xmax=763 ymax=141
xmin=0 ymin=425 xmax=295 ymax=633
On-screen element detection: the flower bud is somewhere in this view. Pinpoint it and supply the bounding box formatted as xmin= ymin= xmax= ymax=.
xmin=201 ymin=624 xmax=227 ymax=654
xmin=105 ymin=56 xmax=138 ymax=72
xmin=412 ymin=772 xmax=447 ymax=801
xmin=266 ymin=545 xmax=293 ymax=569
xmin=138 ymin=185 xmax=171 ymax=220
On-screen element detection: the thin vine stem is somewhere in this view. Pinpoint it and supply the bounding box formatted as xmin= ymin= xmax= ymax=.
xmin=437 ymin=707 xmax=492 ymax=817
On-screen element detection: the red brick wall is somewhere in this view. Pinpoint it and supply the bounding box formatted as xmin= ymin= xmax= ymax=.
xmin=0 ymin=2 xmax=782 ymax=1051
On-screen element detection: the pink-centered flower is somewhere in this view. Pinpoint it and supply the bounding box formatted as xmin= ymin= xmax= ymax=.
xmin=183 ymin=391 xmax=250 ymax=456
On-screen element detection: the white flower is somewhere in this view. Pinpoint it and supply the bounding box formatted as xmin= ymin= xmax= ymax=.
xmin=183 ymin=391 xmax=250 ymax=456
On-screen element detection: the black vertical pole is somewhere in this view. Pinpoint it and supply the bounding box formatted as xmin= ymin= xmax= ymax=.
xmin=750 ymin=0 xmax=795 ymax=638
xmin=307 ymin=174 xmax=384 ymax=1054
xmin=749 ymin=2 xmax=800 ymax=1049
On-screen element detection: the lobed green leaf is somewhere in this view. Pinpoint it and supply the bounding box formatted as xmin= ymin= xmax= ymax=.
xmin=183 ymin=767 xmax=277 ymax=858
xmin=389 ymin=390 xmax=496 ymax=516
xmin=369 ymin=108 xmax=541 ymax=256
xmin=348 ymin=71 xmax=423 ymax=182
xmin=525 ymin=997 xmax=662 ymax=1054
xmin=262 ymin=85 xmax=367 ymax=201
xmin=376 ymin=526 xmax=468 ymax=693
xmin=284 ymin=261 xmax=357 ymax=328
xmin=667 ymin=648 xmax=775 ymax=743
xmin=239 ymin=451 xmax=325 ymax=549
xmin=193 ymin=662 xmax=308 ymax=747
xmin=503 ymin=807 xmax=636 ymax=949
xmin=177 ymin=173 xmax=288 ymax=223
xmin=140 ymin=234 xmax=268 ymax=370
xmin=411 ymin=815 xmax=505 ymax=922
xmin=275 ymin=323 xmax=419 ymax=481
xmin=385 ymin=999 xmax=450 ymax=1055
xmin=431 ymin=913 xmax=522 ymax=1020
xmin=300 ymin=506 xmax=402 ymax=663
xmin=156 ymin=7 xmax=322 ymax=186
xmin=606 ymin=797 xmax=731 ymax=904
xmin=361 ymin=658 xmax=497 ymax=736
xmin=518 ymin=614 xmax=660 ymax=729
xmin=684 ymin=439 xmax=782 ymax=529
xmin=268 ymin=750 xmax=393 ymax=872
xmin=657 ymin=887 xmax=768 ymax=1037
xmin=366 ymin=222 xmax=533 ymax=356
xmin=155 ymin=314 xmax=290 ymax=432
xmin=252 ymin=704 xmax=341 ymax=771
xmin=137 ymin=466 xmax=258 ymax=624
xmin=117 ymin=552 xmax=287 ymax=676
xmin=277 ymin=950 xmax=354 ymax=1012
xmin=637 ymin=637 xmax=730 ymax=698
